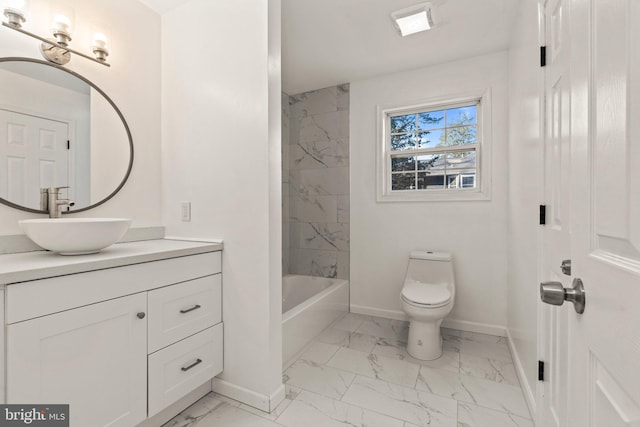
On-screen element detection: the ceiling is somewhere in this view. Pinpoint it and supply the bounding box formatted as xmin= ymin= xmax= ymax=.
xmin=138 ymin=0 xmax=521 ymax=95
xmin=282 ymin=0 xmax=520 ymax=94
xmin=137 ymin=0 xmax=190 ymax=15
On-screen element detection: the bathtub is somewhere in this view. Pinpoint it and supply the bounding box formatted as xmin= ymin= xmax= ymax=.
xmin=282 ymin=275 xmax=349 ymax=367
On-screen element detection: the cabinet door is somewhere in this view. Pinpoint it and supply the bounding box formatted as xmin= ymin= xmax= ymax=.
xmin=7 ymin=293 xmax=147 ymax=427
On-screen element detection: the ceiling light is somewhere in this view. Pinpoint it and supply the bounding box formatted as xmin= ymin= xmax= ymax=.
xmin=391 ymin=2 xmax=434 ymax=37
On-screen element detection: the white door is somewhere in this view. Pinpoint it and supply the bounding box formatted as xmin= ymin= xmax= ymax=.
xmin=539 ymin=0 xmax=571 ymax=425
xmin=0 ymin=109 xmax=69 ymax=209
xmin=6 ymin=293 xmax=148 ymax=427
xmin=538 ymin=0 xmax=640 ymax=427
xmin=565 ymin=0 xmax=640 ymax=425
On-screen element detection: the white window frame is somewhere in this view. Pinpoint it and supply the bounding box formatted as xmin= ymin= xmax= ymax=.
xmin=376 ymin=88 xmax=493 ymax=202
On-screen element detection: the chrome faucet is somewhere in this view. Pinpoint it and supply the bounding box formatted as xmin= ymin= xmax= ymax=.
xmin=40 ymin=187 xmax=75 ymax=218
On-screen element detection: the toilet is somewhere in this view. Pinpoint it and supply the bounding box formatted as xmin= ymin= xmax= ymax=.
xmin=400 ymin=250 xmax=455 ymax=360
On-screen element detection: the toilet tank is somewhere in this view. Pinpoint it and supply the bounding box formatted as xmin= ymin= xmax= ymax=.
xmin=406 ymin=251 xmax=454 ymax=285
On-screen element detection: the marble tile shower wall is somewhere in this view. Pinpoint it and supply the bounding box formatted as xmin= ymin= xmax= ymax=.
xmin=285 ymin=85 xmax=350 ymax=280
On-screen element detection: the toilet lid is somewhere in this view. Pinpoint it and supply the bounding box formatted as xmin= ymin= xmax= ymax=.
xmin=401 ymin=281 xmax=452 ymax=306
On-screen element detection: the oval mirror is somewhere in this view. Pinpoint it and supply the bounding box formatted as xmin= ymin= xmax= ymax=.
xmin=0 ymin=57 xmax=133 ymax=214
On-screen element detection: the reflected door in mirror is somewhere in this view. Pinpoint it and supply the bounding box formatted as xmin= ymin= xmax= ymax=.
xmin=0 ymin=109 xmax=70 ymax=209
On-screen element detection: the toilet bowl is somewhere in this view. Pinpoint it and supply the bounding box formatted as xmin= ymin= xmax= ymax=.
xmin=400 ymin=250 xmax=455 ymax=360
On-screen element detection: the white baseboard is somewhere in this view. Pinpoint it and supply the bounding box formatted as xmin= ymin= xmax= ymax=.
xmin=506 ymin=328 xmax=537 ymax=422
xmin=350 ymin=304 xmax=408 ymax=321
xmin=350 ymin=304 xmax=506 ymax=337
xmin=441 ymin=318 xmax=506 ymax=337
xmin=211 ymin=378 xmax=285 ymax=413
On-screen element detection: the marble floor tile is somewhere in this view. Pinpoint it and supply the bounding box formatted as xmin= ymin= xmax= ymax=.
xmin=167 ymin=316 xmax=533 ymax=427
xmin=285 ymin=384 xmax=302 ymax=400
xmin=356 ymin=317 xmax=409 ymax=342
xmin=163 ymin=395 xmax=280 ymax=427
xmin=299 ymin=341 xmax=340 ymax=365
xmin=331 ymin=312 xmax=369 ymax=332
xmin=283 ymin=358 xmax=355 ymax=399
xmin=459 ymin=353 xmax=519 ymax=386
xmin=457 ymin=339 xmax=512 ymax=362
xmin=163 ymin=394 xmax=229 ymax=427
xmin=326 ymin=347 xmax=420 ymax=387
xmin=415 ymin=366 xmax=530 ymax=419
xmin=457 ymin=402 xmax=534 ymax=427
xmin=276 ymin=390 xmax=404 ymax=427
xmin=315 ymin=327 xmax=378 ymax=353
xmin=238 ymin=397 xmax=292 ymax=422
xmin=442 ymin=334 xmax=511 ymax=361
xmin=342 ymin=375 xmax=458 ymax=427
xmin=443 ymin=331 xmax=511 ymax=361
xmin=372 ymin=338 xmax=460 ymax=374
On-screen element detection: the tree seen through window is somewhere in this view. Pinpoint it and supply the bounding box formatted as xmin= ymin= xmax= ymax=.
xmin=389 ymin=103 xmax=478 ymax=191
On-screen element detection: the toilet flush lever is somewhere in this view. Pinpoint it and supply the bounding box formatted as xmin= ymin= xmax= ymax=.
xmin=540 ymin=278 xmax=585 ymax=314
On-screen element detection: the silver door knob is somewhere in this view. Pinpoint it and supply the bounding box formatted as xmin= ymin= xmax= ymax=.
xmin=540 ymin=278 xmax=585 ymax=314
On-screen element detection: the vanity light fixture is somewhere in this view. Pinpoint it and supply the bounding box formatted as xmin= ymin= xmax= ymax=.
xmin=391 ymin=2 xmax=435 ymax=37
xmin=0 ymin=3 xmax=110 ymax=67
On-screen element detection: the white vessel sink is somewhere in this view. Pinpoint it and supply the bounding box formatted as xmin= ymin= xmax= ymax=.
xmin=19 ymin=218 xmax=132 ymax=255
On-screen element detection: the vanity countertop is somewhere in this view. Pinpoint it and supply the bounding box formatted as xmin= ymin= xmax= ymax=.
xmin=0 ymin=238 xmax=223 ymax=285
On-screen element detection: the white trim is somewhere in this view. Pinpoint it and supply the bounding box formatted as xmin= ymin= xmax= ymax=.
xmin=350 ymin=304 xmax=408 ymax=321
xmin=350 ymin=304 xmax=506 ymax=337
xmin=440 ymin=318 xmax=506 ymax=337
xmin=376 ymin=88 xmax=493 ymax=202
xmin=506 ymin=327 xmax=538 ymax=423
xmin=211 ymin=378 xmax=285 ymax=413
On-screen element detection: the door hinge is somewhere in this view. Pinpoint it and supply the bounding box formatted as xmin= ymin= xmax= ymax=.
xmin=539 ymin=205 xmax=546 ymax=225
xmin=540 ymin=46 xmax=547 ymax=67
xmin=67 ymin=140 xmax=70 ymax=150
xmin=538 ymin=360 xmax=545 ymax=381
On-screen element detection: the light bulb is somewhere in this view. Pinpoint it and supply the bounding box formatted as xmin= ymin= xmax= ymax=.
xmin=93 ymin=32 xmax=108 ymax=49
xmin=4 ymin=0 xmax=27 ymax=11
xmin=53 ymin=14 xmax=71 ymax=34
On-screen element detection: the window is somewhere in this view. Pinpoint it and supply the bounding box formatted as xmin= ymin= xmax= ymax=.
xmin=377 ymin=91 xmax=491 ymax=202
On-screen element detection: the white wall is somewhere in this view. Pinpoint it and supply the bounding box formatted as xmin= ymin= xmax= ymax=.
xmin=506 ymin=0 xmax=542 ymax=411
xmin=161 ymin=0 xmax=284 ymax=411
xmin=0 ymin=0 xmax=162 ymax=235
xmin=350 ymin=52 xmax=509 ymax=333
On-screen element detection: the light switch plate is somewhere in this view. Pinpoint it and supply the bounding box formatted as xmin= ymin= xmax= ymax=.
xmin=180 ymin=202 xmax=191 ymax=222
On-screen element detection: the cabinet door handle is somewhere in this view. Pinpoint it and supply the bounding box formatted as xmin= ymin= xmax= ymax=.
xmin=181 ymin=358 xmax=203 ymax=372
xmin=137 ymin=312 xmax=146 ymax=319
xmin=180 ymin=304 xmax=202 ymax=314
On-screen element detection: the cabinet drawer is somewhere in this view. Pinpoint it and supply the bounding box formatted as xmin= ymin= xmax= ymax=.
xmin=7 ymin=251 xmax=222 ymax=324
xmin=148 ymin=274 xmax=221 ymax=352
xmin=148 ymin=323 xmax=223 ymax=417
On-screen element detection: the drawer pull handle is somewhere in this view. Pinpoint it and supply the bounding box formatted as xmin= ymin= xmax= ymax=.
xmin=181 ymin=358 xmax=203 ymax=372
xmin=180 ymin=304 xmax=202 ymax=314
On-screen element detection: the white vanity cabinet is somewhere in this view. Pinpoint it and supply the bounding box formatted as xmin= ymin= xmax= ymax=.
xmin=0 ymin=239 xmax=223 ymax=427
xmin=7 ymin=293 xmax=149 ymax=427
